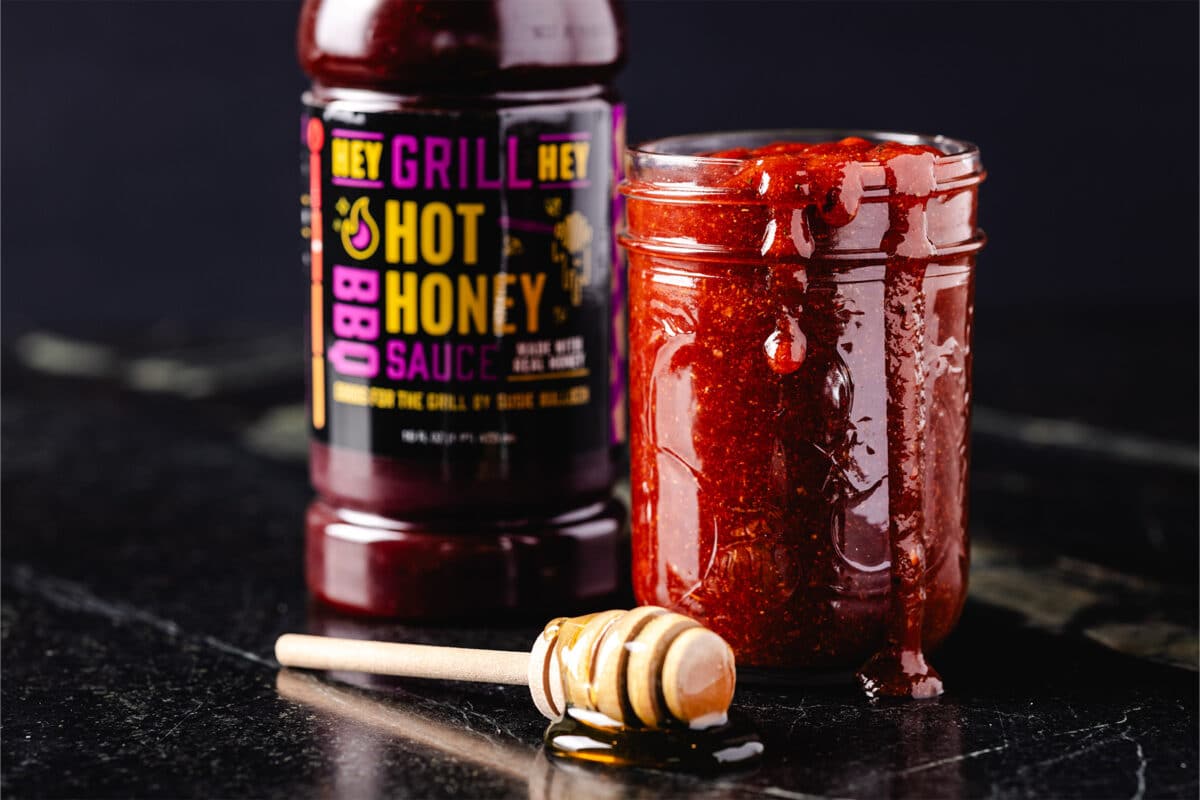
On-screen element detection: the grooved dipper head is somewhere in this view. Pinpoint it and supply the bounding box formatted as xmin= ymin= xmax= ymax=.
xmin=528 ymin=607 xmax=737 ymax=729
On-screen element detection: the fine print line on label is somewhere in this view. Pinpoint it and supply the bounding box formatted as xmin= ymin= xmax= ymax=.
xmin=506 ymin=369 xmax=591 ymax=383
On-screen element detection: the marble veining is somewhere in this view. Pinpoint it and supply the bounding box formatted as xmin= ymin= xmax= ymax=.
xmin=2 ymin=327 xmax=1196 ymax=799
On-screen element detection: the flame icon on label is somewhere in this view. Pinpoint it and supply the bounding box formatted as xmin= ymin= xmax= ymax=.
xmin=340 ymin=197 xmax=379 ymax=260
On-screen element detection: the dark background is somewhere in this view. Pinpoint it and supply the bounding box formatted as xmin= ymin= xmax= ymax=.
xmin=2 ymin=8 xmax=1197 ymax=794
xmin=3 ymin=0 xmax=1198 ymax=437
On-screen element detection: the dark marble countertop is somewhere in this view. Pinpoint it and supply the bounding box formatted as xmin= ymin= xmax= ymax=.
xmin=3 ymin=322 xmax=1197 ymax=799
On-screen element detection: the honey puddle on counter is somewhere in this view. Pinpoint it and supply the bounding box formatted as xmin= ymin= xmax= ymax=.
xmin=545 ymin=706 xmax=763 ymax=772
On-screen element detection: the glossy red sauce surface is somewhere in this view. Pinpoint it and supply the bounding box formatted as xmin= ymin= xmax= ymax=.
xmin=624 ymin=137 xmax=982 ymax=698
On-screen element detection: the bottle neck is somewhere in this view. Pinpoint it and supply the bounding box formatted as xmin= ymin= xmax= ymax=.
xmin=298 ymin=0 xmax=625 ymax=96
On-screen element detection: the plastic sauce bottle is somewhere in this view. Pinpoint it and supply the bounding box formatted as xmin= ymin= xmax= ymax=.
xmin=298 ymin=0 xmax=627 ymax=618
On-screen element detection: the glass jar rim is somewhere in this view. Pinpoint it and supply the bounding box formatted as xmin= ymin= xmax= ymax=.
xmin=620 ymin=128 xmax=985 ymax=263
xmin=628 ymin=128 xmax=980 ymax=164
xmin=622 ymin=128 xmax=985 ymax=203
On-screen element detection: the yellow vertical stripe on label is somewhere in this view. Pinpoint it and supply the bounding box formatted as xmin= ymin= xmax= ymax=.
xmin=311 ymin=284 xmax=324 ymax=355
xmin=312 ymin=357 xmax=326 ymax=429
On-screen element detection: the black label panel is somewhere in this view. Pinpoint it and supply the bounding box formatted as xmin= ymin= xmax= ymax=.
xmin=301 ymin=99 xmax=624 ymax=462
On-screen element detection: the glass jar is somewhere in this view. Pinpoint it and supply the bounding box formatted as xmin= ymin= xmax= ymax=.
xmin=299 ymin=0 xmax=628 ymax=618
xmin=621 ymin=131 xmax=984 ymax=696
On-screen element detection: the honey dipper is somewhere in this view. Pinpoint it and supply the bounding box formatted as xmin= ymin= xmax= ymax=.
xmin=274 ymin=607 xmax=737 ymax=729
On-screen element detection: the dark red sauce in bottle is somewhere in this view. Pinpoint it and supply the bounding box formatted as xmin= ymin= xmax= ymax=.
xmin=299 ymin=0 xmax=628 ymax=618
xmin=622 ymin=133 xmax=985 ymax=698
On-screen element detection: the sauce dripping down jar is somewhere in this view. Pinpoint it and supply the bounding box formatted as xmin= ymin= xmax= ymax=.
xmin=620 ymin=131 xmax=985 ymax=698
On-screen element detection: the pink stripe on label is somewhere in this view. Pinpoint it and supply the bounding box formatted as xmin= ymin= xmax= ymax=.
xmin=499 ymin=217 xmax=555 ymax=234
xmin=610 ymin=102 xmax=626 ymax=446
xmin=539 ymin=180 xmax=591 ymax=190
xmin=539 ymin=132 xmax=592 ymax=142
xmin=331 ymin=129 xmax=384 ymax=140
xmin=332 ymin=177 xmax=385 ymax=188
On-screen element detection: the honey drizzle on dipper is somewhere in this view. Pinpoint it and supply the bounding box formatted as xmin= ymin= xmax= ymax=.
xmin=536 ymin=608 xmax=762 ymax=770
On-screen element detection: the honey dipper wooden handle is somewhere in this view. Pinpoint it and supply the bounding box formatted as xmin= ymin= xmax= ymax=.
xmin=274 ymin=634 xmax=530 ymax=686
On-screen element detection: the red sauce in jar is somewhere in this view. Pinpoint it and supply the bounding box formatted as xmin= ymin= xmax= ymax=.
xmin=623 ymin=134 xmax=985 ymax=698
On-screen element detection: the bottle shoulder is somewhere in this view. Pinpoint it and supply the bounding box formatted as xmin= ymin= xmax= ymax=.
xmin=304 ymin=83 xmax=621 ymax=113
xmin=298 ymin=0 xmax=626 ymax=93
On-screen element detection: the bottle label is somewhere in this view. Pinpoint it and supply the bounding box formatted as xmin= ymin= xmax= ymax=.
xmin=301 ymin=99 xmax=625 ymax=461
